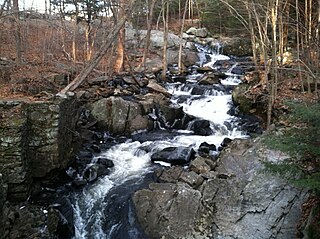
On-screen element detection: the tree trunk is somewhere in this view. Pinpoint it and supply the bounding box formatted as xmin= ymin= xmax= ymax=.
xmin=161 ymin=0 xmax=169 ymax=81
xmin=12 ymin=0 xmax=22 ymax=64
xmin=245 ymin=1 xmax=257 ymax=66
xmin=114 ymin=0 xmax=126 ymax=73
xmin=178 ymin=0 xmax=189 ymax=73
xmin=141 ymin=0 xmax=156 ymax=67
xmin=296 ymin=0 xmax=304 ymax=92
xmin=267 ymin=0 xmax=279 ymax=132
xmin=59 ymin=0 xmax=136 ymax=94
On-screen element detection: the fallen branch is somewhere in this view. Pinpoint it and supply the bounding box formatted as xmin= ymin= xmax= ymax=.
xmin=59 ymin=0 xmax=136 ymax=95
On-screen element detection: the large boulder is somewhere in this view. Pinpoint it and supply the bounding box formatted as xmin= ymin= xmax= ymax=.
xmin=232 ymin=83 xmax=252 ymax=113
xmin=151 ymin=147 xmax=196 ymax=165
xmin=90 ymin=96 xmax=151 ymax=135
xmin=132 ymin=183 xmax=203 ymax=239
xmin=221 ymin=37 xmax=253 ymax=57
xmin=202 ymin=139 xmax=308 ymax=239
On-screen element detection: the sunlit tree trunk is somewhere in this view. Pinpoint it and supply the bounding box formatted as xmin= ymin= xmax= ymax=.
xmin=178 ymin=0 xmax=189 ymax=73
xmin=114 ymin=0 xmax=125 ymax=73
xmin=161 ymin=0 xmax=169 ymax=81
xmin=267 ymin=0 xmax=279 ymax=131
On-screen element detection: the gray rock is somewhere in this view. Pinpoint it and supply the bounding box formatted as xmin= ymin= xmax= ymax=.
xmin=134 ymin=138 xmax=308 ymax=239
xmin=205 ymin=139 xmax=308 ymax=239
xmin=90 ymin=96 xmax=151 ymax=135
xmin=189 ymin=157 xmax=212 ymax=174
xmin=195 ymin=28 xmax=208 ymax=38
xmin=0 ymin=174 xmax=7 ymax=237
xmin=232 ymin=83 xmax=253 ymax=113
xmin=186 ymin=27 xmax=197 ymax=35
xmin=147 ymin=81 xmax=172 ymax=97
xmin=133 ymin=183 xmax=203 ymax=239
xmin=179 ymin=171 xmax=204 ymax=188
xmin=151 ymin=146 xmax=196 ymax=165
xmin=158 ymin=166 xmax=184 ymax=183
xmin=198 ymin=74 xmax=221 ymax=85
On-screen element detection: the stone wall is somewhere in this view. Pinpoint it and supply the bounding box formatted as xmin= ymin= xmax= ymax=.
xmin=0 ymin=100 xmax=30 ymax=201
xmin=0 ymin=97 xmax=77 ymax=201
xmin=0 ymin=174 xmax=7 ymax=238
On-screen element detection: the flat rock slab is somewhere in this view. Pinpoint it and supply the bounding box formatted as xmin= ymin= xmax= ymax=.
xmin=207 ymin=138 xmax=308 ymax=239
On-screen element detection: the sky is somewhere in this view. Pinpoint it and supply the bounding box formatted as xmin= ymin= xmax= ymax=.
xmin=20 ymin=0 xmax=46 ymax=12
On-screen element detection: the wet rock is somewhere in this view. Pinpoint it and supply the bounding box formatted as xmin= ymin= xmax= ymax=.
xmin=221 ymin=137 xmax=232 ymax=147
xmin=172 ymin=75 xmax=187 ymax=83
xmin=198 ymin=142 xmax=217 ymax=156
xmin=83 ymin=164 xmax=110 ymax=182
xmin=190 ymin=86 xmax=205 ymax=95
xmin=97 ymin=158 xmax=114 ymax=168
xmin=48 ymin=198 xmax=74 ymax=239
xmin=72 ymin=179 xmax=87 ymax=188
xmin=196 ymin=66 xmax=214 ymax=73
xmin=198 ymin=73 xmax=220 ymax=85
xmin=182 ymin=50 xmax=199 ymax=67
xmin=132 ymin=183 xmax=203 ymax=239
xmin=151 ymin=147 xmax=196 ymax=165
xmin=189 ymin=119 xmax=213 ymax=136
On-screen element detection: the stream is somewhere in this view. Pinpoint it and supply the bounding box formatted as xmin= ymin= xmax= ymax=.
xmin=70 ymin=44 xmax=249 ymax=239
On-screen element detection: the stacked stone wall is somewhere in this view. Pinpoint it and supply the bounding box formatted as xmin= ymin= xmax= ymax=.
xmin=0 ymin=97 xmax=77 ymax=201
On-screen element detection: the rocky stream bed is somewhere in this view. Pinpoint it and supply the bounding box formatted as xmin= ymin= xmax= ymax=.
xmin=0 ymin=28 xmax=311 ymax=239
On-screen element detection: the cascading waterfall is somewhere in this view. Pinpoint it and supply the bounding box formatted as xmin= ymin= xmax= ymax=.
xmin=71 ymin=43 xmax=248 ymax=239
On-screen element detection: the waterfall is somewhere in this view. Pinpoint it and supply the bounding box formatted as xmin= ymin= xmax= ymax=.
xmin=70 ymin=43 xmax=248 ymax=239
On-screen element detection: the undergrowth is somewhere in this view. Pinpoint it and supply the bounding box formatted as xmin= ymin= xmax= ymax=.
xmin=263 ymin=101 xmax=320 ymax=194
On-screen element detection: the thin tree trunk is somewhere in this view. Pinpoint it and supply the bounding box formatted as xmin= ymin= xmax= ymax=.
xmin=141 ymin=0 xmax=156 ymax=67
xmin=72 ymin=1 xmax=79 ymax=64
xmin=296 ymin=0 xmax=304 ymax=92
xmin=178 ymin=0 xmax=189 ymax=73
xmin=161 ymin=0 xmax=169 ymax=81
xmin=59 ymin=1 xmax=135 ymax=94
xmin=114 ymin=0 xmax=126 ymax=73
xmin=12 ymin=0 xmax=22 ymax=64
xmin=267 ymin=0 xmax=279 ymax=132
xmin=245 ymin=1 xmax=257 ymax=66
